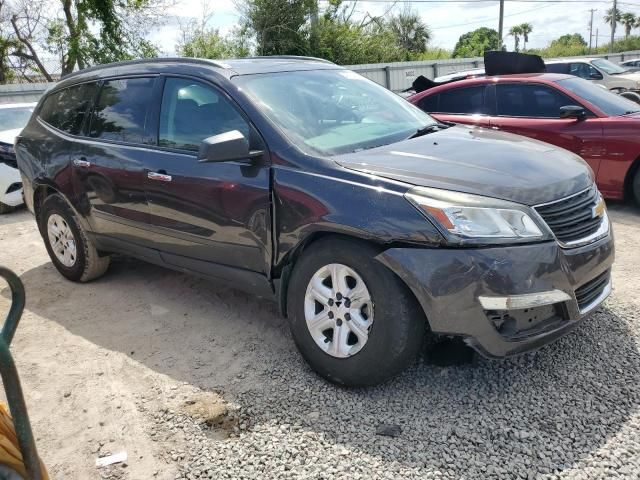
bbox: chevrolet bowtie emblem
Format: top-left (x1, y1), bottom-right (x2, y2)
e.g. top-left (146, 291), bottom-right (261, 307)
top-left (593, 197), bottom-right (606, 218)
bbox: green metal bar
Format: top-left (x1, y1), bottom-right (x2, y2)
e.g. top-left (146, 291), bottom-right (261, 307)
top-left (0, 267), bottom-right (42, 480)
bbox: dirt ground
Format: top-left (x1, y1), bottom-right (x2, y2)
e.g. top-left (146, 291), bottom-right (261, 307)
top-left (0, 202), bottom-right (638, 479)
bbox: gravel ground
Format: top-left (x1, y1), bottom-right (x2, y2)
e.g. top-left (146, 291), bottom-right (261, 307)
top-left (0, 203), bottom-right (639, 479)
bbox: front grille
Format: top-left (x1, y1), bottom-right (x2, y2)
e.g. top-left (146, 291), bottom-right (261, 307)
top-left (575, 270), bottom-right (610, 311)
top-left (534, 187), bottom-right (603, 244)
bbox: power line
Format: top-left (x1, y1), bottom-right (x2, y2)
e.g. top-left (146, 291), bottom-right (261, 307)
top-left (431, 2), bottom-right (555, 29)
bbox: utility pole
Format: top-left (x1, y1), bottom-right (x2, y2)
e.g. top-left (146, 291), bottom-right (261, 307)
top-left (588, 9), bottom-right (596, 54)
top-left (498, 0), bottom-right (505, 49)
top-left (596, 28), bottom-right (599, 50)
top-left (310, 0), bottom-right (319, 53)
top-left (610, 0), bottom-right (617, 52)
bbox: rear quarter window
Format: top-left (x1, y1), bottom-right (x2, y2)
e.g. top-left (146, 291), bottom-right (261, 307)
top-left (39, 82), bottom-right (98, 135)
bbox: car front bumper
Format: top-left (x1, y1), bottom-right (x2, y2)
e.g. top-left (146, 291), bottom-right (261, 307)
top-left (376, 231), bottom-right (614, 358)
top-left (0, 163), bottom-right (23, 207)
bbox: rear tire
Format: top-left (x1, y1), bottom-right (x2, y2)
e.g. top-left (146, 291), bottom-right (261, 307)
top-left (40, 194), bottom-right (110, 282)
top-left (286, 237), bottom-right (425, 387)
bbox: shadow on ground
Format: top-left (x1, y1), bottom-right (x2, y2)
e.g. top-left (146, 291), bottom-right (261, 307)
top-left (10, 253), bottom-right (640, 478)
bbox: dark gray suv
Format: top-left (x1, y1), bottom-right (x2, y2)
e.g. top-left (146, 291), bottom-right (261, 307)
top-left (16, 57), bottom-right (614, 386)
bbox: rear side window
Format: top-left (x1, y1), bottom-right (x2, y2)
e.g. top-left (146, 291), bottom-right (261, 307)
top-left (39, 82), bottom-right (98, 135)
top-left (89, 77), bottom-right (155, 144)
top-left (434, 86), bottom-right (486, 115)
top-left (159, 77), bottom-right (249, 151)
top-left (417, 94), bottom-right (439, 112)
top-left (496, 84), bottom-right (577, 118)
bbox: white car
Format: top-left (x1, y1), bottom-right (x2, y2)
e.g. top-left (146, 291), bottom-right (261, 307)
top-left (0, 102), bottom-right (36, 213)
top-left (620, 59), bottom-right (640, 72)
top-left (545, 58), bottom-right (640, 93)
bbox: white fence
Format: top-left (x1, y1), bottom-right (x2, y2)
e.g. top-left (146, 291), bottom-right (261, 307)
top-left (2, 50), bottom-right (640, 104)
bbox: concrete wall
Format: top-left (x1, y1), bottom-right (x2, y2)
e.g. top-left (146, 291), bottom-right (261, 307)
top-left (0, 82), bottom-right (53, 104)
top-left (2, 50), bottom-right (640, 103)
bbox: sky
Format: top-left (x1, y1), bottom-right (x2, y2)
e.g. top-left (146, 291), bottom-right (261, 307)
top-left (148, 0), bottom-right (640, 55)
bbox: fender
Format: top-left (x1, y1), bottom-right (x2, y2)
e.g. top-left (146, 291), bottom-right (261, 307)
top-left (271, 165), bottom-right (445, 272)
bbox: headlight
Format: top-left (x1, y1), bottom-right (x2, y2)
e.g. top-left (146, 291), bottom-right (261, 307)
top-left (405, 186), bottom-right (550, 245)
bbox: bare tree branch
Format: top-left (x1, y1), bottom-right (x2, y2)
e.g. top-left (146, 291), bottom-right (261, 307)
top-left (10, 13), bottom-right (52, 81)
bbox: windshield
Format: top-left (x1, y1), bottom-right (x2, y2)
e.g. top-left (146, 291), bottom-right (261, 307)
top-left (234, 69), bottom-right (436, 156)
top-left (557, 77), bottom-right (640, 116)
top-left (0, 107), bottom-right (34, 132)
top-left (591, 58), bottom-right (628, 75)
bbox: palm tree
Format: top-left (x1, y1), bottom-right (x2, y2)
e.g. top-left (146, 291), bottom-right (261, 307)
top-left (509, 25), bottom-right (523, 52)
top-left (621, 12), bottom-right (636, 38)
top-left (604, 7), bottom-right (622, 39)
top-left (519, 23), bottom-right (533, 50)
top-left (388, 8), bottom-right (431, 54)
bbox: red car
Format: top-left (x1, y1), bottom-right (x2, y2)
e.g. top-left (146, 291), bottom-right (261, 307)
top-left (409, 73), bottom-right (640, 202)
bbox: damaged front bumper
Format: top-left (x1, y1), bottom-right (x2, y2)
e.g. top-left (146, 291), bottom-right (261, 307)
top-left (376, 232), bottom-right (614, 358)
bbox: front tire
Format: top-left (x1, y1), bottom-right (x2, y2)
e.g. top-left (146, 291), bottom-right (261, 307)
top-left (633, 169), bottom-right (640, 206)
top-left (40, 194), bottom-right (110, 282)
top-left (287, 237), bottom-right (425, 387)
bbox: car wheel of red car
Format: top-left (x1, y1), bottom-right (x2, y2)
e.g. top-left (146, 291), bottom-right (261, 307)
top-left (633, 170), bottom-right (640, 205)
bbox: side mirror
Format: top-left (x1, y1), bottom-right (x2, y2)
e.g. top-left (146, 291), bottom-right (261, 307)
top-left (589, 71), bottom-right (603, 80)
top-left (198, 130), bottom-right (262, 163)
top-left (559, 105), bottom-right (587, 120)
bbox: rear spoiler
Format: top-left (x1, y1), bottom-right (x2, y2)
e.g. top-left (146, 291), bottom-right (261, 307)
top-left (405, 51), bottom-right (546, 94)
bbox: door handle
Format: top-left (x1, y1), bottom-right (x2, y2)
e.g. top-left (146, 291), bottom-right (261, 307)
top-left (148, 171), bottom-right (172, 182)
top-left (73, 158), bottom-right (91, 168)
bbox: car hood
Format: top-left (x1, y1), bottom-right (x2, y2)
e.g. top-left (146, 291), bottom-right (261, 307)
top-left (334, 125), bottom-right (593, 206)
top-left (613, 72), bottom-right (640, 84)
top-left (0, 128), bottom-right (22, 146)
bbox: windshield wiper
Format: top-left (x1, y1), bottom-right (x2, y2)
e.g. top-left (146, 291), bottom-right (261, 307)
top-left (407, 123), bottom-right (450, 139)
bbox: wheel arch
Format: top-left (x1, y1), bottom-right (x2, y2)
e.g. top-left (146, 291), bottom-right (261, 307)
top-left (31, 181), bottom-right (90, 235)
top-left (274, 231), bottom-right (427, 327)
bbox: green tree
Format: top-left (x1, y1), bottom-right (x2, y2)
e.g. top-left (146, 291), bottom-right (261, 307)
top-left (179, 29), bottom-right (235, 59)
top-left (621, 12), bottom-right (636, 38)
top-left (452, 27), bottom-right (500, 58)
top-left (238, 0), bottom-right (315, 56)
top-left (305, 0), bottom-right (404, 64)
top-left (550, 33), bottom-right (588, 48)
top-left (6, 0), bottom-right (166, 79)
top-left (604, 7), bottom-right (622, 41)
top-left (519, 22), bottom-right (533, 50)
top-left (387, 8), bottom-right (431, 55)
top-left (47, 0), bottom-right (164, 76)
top-left (509, 25), bottom-right (523, 52)
top-left (177, 2), bottom-right (251, 59)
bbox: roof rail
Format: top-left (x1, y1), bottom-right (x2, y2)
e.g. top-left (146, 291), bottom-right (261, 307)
top-left (244, 55), bottom-right (335, 64)
top-left (61, 57), bottom-right (230, 80)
